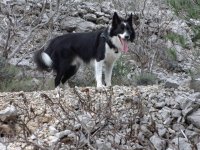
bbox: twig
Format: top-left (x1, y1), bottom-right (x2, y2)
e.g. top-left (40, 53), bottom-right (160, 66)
top-left (180, 129), bottom-right (188, 141)
top-left (8, 0), bottom-right (60, 59)
top-left (3, 13), bottom-right (13, 58)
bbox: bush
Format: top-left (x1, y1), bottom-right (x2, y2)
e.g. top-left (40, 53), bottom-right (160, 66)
top-left (112, 56), bottom-right (132, 86)
top-left (166, 48), bottom-right (177, 61)
top-left (0, 57), bottom-right (38, 92)
top-left (0, 78), bottom-right (37, 92)
top-left (134, 72), bottom-right (157, 86)
top-left (165, 32), bottom-right (187, 48)
top-left (167, 0), bottom-right (200, 46)
top-left (167, 0), bottom-right (200, 75)
top-left (0, 57), bottom-right (16, 81)
top-left (0, 57), bottom-right (18, 90)
top-left (167, 0), bottom-right (200, 19)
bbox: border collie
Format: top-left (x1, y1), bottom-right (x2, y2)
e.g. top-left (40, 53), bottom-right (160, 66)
top-left (34, 12), bottom-right (135, 87)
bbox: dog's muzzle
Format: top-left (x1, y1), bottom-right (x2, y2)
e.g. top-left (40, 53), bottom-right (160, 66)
top-left (125, 35), bottom-right (130, 40)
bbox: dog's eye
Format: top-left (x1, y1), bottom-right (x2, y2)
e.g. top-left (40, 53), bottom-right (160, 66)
top-left (121, 24), bottom-right (125, 30)
top-left (126, 25), bottom-right (132, 32)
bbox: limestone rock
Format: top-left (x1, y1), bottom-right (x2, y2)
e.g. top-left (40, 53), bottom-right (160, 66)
top-left (172, 137), bottom-right (192, 150)
top-left (187, 109), bottom-right (200, 129)
top-left (83, 14), bottom-right (97, 22)
top-left (150, 134), bottom-right (166, 150)
top-left (61, 16), bottom-right (96, 32)
top-left (165, 79), bottom-right (179, 89)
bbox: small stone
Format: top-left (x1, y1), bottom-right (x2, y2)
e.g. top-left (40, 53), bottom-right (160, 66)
top-left (182, 106), bottom-right (194, 117)
top-left (78, 9), bottom-right (88, 16)
top-left (168, 128), bottom-right (176, 134)
top-left (96, 16), bottom-right (109, 24)
top-left (49, 136), bottom-right (59, 146)
top-left (187, 109), bottom-right (200, 129)
top-left (55, 130), bottom-right (71, 139)
top-left (185, 129), bottom-right (198, 139)
top-left (140, 125), bottom-right (153, 137)
top-left (83, 14), bottom-right (97, 22)
top-left (96, 138), bottom-right (111, 150)
top-left (157, 124), bottom-right (167, 137)
top-left (165, 79), bottom-right (179, 89)
top-left (0, 105), bottom-right (17, 121)
top-left (172, 109), bottom-right (182, 118)
top-left (95, 11), bottom-right (105, 17)
top-left (164, 117), bottom-right (173, 125)
top-left (49, 126), bottom-right (58, 135)
top-left (172, 137), bottom-right (192, 150)
top-left (196, 142), bottom-right (200, 150)
top-left (175, 95), bottom-right (191, 110)
top-left (172, 123), bottom-right (185, 132)
top-left (101, 2), bottom-right (113, 14)
top-left (78, 112), bottom-right (95, 131)
top-left (190, 78), bottom-right (200, 92)
top-left (0, 143), bottom-right (6, 150)
top-left (150, 134), bottom-right (166, 150)
top-left (30, 134), bottom-right (36, 140)
top-left (159, 106), bottom-right (172, 120)
top-left (155, 101), bottom-right (166, 108)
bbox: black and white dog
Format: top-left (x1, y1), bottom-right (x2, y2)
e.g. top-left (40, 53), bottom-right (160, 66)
top-left (34, 12), bottom-right (135, 87)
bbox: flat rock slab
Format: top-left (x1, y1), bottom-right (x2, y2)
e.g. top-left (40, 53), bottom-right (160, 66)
top-left (61, 16), bottom-right (96, 32)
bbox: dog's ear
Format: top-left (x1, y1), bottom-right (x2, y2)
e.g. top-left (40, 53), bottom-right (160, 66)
top-left (127, 13), bottom-right (135, 42)
top-left (127, 13), bottom-right (133, 25)
top-left (112, 12), bottom-right (121, 27)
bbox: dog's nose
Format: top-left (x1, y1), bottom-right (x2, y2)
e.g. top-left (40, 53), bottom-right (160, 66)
top-left (125, 35), bottom-right (130, 40)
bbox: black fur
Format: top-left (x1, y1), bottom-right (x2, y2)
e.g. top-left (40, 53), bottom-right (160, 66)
top-left (34, 12), bottom-right (135, 87)
top-left (35, 30), bottom-right (107, 87)
top-left (100, 29), bottom-right (117, 49)
top-left (110, 12), bottom-right (135, 42)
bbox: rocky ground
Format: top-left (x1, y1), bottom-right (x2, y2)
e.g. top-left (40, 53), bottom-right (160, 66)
top-left (0, 85), bottom-right (200, 149)
top-left (1, 0), bottom-right (198, 88)
top-left (0, 0), bottom-right (200, 149)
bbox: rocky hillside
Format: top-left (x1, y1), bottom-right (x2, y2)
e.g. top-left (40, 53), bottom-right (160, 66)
top-left (0, 0), bottom-right (199, 89)
top-left (0, 0), bottom-right (200, 149)
top-left (0, 85), bottom-right (200, 149)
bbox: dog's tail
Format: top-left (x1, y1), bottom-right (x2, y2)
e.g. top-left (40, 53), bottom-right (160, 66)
top-left (34, 48), bottom-right (53, 71)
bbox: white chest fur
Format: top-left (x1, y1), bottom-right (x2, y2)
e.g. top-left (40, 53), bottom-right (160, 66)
top-left (104, 43), bottom-right (121, 64)
top-left (94, 38), bottom-right (122, 87)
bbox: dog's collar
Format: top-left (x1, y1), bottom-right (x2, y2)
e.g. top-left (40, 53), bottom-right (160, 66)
top-left (100, 31), bottom-right (118, 53)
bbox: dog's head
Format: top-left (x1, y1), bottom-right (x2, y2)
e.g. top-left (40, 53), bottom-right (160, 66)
top-left (110, 12), bottom-right (135, 52)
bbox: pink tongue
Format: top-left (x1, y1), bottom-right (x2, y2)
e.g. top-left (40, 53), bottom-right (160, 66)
top-left (121, 39), bottom-right (128, 52)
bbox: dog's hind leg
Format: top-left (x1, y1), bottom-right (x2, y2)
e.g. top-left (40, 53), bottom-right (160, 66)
top-left (55, 72), bottom-right (62, 87)
top-left (54, 59), bottom-right (72, 87)
top-left (61, 65), bottom-right (78, 84)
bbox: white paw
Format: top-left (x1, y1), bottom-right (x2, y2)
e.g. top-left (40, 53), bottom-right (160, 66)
top-left (55, 86), bottom-right (62, 98)
top-left (61, 83), bottom-right (70, 90)
top-left (96, 85), bottom-right (106, 92)
top-left (105, 82), bottom-right (111, 87)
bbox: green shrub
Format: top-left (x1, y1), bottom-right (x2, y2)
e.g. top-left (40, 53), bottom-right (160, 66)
top-left (0, 78), bottom-right (35, 92)
top-left (0, 58), bottom-right (17, 81)
top-left (134, 72), bottom-right (157, 86)
top-left (167, 0), bottom-right (200, 19)
top-left (112, 56), bottom-right (132, 86)
top-left (165, 32), bottom-right (187, 48)
top-left (166, 48), bottom-right (177, 61)
top-left (167, 0), bottom-right (200, 47)
top-left (0, 57), bottom-right (18, 90)
top-left (0, 57), bottom-right (38, 92)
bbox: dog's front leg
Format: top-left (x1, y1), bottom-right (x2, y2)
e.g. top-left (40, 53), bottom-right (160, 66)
top-left (104, 62), bottom-right (114, 87)
top-left (95, 60), bottom-right (104, 87)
